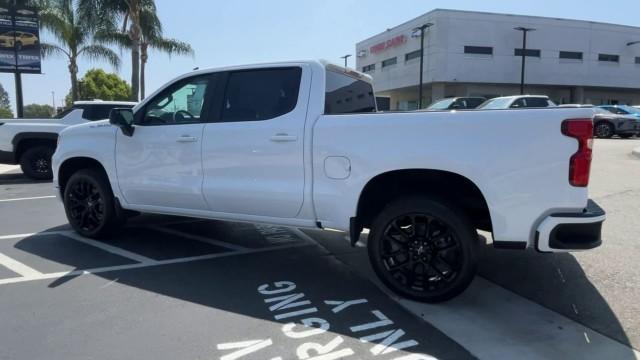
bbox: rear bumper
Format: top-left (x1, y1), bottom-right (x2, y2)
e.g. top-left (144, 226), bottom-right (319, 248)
top-left (536, 200), bottom-right (605, 253)
top-left (0, 150), bottom-right (16, 164)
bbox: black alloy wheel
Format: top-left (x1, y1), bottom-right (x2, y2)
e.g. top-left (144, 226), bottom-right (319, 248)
top-left (594, 122), bottom-right (614, 138)
top-left (20, 146), bottom-right (54, 180)
top-left (368, 197), bottom-right (478, 303)
top-left (63, 169), bottom-right (125, 238)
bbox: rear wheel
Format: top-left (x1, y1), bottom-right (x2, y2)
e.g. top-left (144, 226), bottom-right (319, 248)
top-left (594, 122), bottom-right (614, 138)
top-left (20, 146), bottom-right (54, 180)
top-left (619, 134), bottom-right (634, 139)
top-left (63, 169), bottom-right (125, 238)
top-left (368, 196), bottom-right (478, 303)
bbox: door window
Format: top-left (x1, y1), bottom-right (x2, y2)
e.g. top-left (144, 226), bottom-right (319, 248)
top-left (141, 75), bottom-right (213, 125)
top-left (222, 67), bottom-right (302, 122)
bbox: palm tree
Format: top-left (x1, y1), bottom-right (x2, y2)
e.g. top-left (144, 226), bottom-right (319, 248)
top-left (40, 0), bottom-right (120, 102)
top-left (95, 6), bottom-right (193, 100)
top-left (79, 0), bottom-right (153, 101)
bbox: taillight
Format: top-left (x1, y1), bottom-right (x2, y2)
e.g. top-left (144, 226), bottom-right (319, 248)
top-left (561, 119), bottom-right (593, 187)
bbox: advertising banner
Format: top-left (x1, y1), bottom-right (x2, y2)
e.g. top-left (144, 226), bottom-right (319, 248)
top-left (0, 1), bottom-right (41, 74)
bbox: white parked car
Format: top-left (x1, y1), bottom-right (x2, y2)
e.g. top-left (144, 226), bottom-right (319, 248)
top-left (0, 100), bottom-right (136, 179)
top-left (53, 61), bottom-right (605, 302)
top-left (478, 95), bottom-right (556, 109)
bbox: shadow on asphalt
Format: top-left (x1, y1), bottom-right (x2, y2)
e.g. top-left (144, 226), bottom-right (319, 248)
top-left (479, 244), bottom-right (635, 352)
top-left (0, 172), bottom-right (50, 185)
top-left (7, 219), bottom-right (636, 359)
top-left (9, 218), bottom-right (475, 359)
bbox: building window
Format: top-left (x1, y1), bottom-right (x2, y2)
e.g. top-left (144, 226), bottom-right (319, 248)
top-left (635, 57), bottom-right (640, 64)
top-left (381, 57), bottom-right (397, 68)
top-left (514, 48), bottom-right (541, 57)
top-left (465, 46), bottom-right (493, 55)
top-left (598, 54), bottom-right (619, 63)
top-left (405, 50), bottom-right (422, 62)
top-left (362, 64), bottom-right (375, 73)
top-left (559, 51), bottom-right (583, 60)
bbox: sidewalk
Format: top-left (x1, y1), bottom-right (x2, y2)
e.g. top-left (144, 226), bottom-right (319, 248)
top-left (633, 147), bottom-right (640, 159)
top-left (0, 164), bottom-right (19, 174)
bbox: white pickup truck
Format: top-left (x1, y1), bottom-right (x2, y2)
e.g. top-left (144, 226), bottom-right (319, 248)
top-left (0, 101), bottom-right (136, 179)
top-left (52, 60), bottom-right (605, 302)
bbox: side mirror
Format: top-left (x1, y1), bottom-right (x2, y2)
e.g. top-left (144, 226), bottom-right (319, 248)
top-left (109, 108), bottom-right (135, 137)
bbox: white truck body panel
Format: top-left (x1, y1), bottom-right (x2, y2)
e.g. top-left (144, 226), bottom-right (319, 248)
top-left (52, 60), bottom-right (602, 251)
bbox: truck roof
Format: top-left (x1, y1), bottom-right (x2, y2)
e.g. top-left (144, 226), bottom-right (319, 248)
top-left (73, 100), bottom-right (138, 106)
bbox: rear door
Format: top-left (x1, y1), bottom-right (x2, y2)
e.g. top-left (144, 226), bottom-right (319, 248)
top-left (201, 66), bottom-right (310, 218)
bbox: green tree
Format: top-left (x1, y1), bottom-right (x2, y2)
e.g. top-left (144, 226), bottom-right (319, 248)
top-left (0, 108), bottom-right (13, 119)
top-left (95, 6), bottom-right (193, 100)
top-left (39, 0), bottom-right (121, 102)
top-left (24, 104), bottom-right (55, 118)
top-left (0, 83), bottom-right (11, 110)
top-left (79, 0), bottom-right (151, 101)
top-left (64, 68), bottom-right (131, 106)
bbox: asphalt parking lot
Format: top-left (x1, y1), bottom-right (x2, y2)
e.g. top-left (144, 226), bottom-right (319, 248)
top-left (0, 138), bottom-right (639, 360)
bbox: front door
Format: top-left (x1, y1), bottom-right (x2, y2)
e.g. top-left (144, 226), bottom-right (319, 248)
top-left (202, 66), bottom-right (310, 218)
top-left (116, 74), bottom-right (218, 210)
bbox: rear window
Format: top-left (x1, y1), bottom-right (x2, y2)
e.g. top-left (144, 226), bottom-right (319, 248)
top-left (523, 97), bottom-right (554, 108)
top-left (325, 70), bottom-right (376, 114)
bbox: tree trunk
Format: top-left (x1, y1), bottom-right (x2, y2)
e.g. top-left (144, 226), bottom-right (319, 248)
top-left (140, 43), bottom-right (148, 100)
top-left (130, 48), bottom-right (139, 101)
top-left (129, 1), bottom-right (142, 102)
top-left (69, 59), bottom-right (79, 102)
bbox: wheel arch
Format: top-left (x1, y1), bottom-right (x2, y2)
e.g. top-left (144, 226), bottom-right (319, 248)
top-left (13, 132), bottom-right (58, 162)
top-left (355, 169), bottom-right (492, 233)
top-left (58, 157), bottom-right (110, 197)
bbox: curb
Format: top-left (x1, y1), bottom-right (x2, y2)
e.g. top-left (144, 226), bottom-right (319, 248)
top-left (633, 147), bottom-right (640, 159)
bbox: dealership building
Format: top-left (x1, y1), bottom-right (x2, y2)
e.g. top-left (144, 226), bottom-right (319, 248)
top-left (356, 9), bottom-right (640, 110)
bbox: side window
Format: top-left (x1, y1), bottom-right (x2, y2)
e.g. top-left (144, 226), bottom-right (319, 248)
top-left (222, 67), bottom-right (302, 122)
top-left (325, 70), bottom-right (376, 114)
top-left (510, 98), bottom-right (526, 108)
top-left (141, 75), bottom-right (213, 125)
top-left (84, 105), bottom-right (116, 121)
top-left (524, 98), bottom-right (551, 108)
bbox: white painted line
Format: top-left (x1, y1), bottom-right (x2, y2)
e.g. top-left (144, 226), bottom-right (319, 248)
top-left (0, 252), bottom-right (42, 277)
top-left (154, 226), bottom-right (248, 251)
top-left (0, 230), bottom-right (70, 240)
top-left (0, 195), bottom-right (56, 203)
top-left (395, 277), bottom-right (640, 360)
top-left (0, 242), bottom-right (311, 286)
top-left (61, 231), bottom-right (157, 264)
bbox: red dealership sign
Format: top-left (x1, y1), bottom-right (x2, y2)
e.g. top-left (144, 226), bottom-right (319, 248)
top-left (370, 35), bottom-right (407, 54)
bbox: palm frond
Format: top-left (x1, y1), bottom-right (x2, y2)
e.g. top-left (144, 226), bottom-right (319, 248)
top-left (148, 37), bottom-right (194, 58)
top-left (40, 42), bottom-right (70, 58)
top-left (94, 30), bottom-right (133, 49)
top-left (79, 44), bottom-right (121, 69)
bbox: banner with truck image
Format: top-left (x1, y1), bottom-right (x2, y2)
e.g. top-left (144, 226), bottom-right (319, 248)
top-left (0, 1), bottom-right (41, 74)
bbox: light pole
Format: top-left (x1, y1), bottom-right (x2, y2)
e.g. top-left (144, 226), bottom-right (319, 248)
top-left (412, 23), bottom-right (433, 109)
top-left (514, 27), bottom-right (536, 95)
top-left (340, 54), bottom-right (352, 69)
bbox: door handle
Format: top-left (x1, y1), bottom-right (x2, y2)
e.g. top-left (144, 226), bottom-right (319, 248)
top-left (176, 135), bottom-right (198, 143)
top-left (270, 134), bottom-right (298, 142)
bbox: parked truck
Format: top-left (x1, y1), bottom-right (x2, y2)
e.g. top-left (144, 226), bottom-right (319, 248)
top-left (52, 61), bottom-right (605, 302)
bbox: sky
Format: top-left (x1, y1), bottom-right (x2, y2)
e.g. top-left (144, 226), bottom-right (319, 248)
top-left (2, 0), bottom-right (640, 113)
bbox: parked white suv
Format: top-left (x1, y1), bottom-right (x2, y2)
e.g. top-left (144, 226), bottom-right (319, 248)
top-left (53, 61), bottom-right (605, 302)
top-left (478, 95), bottom-right (556, 109)
top-left (0, 100), bottom-right (136, 179)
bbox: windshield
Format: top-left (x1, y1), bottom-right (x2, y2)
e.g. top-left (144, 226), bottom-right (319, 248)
top-left (427, 98), bottom-right (456, 110)
top-left (478, 98), bottom-right (513, 109)
top-left (616, 105), bottom-right (640, 114)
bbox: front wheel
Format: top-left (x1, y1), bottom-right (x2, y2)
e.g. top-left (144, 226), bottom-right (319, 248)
top-left (619, 134), bottom-right (634, 139)
top-left (63, 169), bottom-right (125, 238)
top-left (368, 196), bottom-right (478, 303)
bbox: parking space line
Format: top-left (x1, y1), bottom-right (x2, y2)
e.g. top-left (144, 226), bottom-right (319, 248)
top-left (0, 231), bottom-right (70, 240)
top-left (0, 195), bottom-right (57, 203)
top-left (0, 252), bottom-right (42, 277)
top-left (154, 226), bottom-right (249, 251)
top-left (0, 242), bottom-right (312, 286)
top-left (61, 231), bottom-right (158, 264)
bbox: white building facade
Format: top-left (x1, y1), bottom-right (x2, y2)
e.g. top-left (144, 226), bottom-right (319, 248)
top-left (356, 9), bottom-right (640, 110)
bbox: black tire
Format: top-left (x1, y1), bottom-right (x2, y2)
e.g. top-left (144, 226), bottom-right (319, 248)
top-left (619, 134), bottom-right (633, 139)
top-left (594, 122), bottom-right (614, 138)
top-left (368, 196), bottom-right (478, 303)
top-left (19, 146), bottom-right (54, 180)
top-left (63, 169), bottom-right (125, 238)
